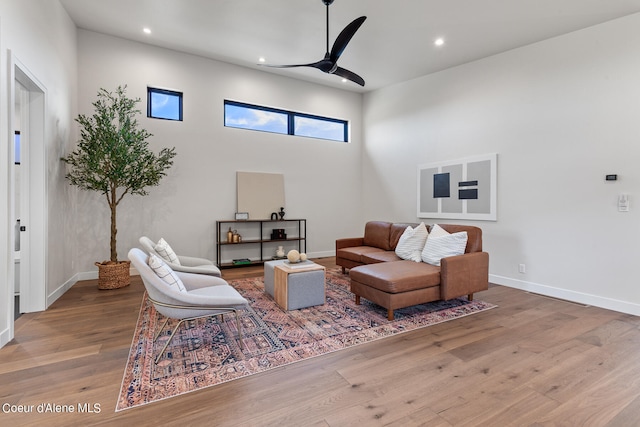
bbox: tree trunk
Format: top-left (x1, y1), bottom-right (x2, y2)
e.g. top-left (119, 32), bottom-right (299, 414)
top-left (110, 186), bottom-right (118, 262)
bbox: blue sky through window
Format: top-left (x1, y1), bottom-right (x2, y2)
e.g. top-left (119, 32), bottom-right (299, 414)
top-left (147, 87), bottom-right (182, 121)
top-left (224, 100), bottom-right (348, 142)
top-left (150, 91), bottom-right (181, 120)
top-left (294, 116), bottom-right (345, 142)
top-left (224, 104), bottom-right (288, 134)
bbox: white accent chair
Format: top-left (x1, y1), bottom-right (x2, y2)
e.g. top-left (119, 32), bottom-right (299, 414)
top-left (139, 236), bottom-right (222, 277)
top-left (128, 248), bottom-right (248, 364)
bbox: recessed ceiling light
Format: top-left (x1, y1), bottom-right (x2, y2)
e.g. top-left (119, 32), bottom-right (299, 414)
top-left (258, 57), bottom-right (266, 63)
top-left (342, 78), bottom-right (348, 83)
top-left (143, 28), bottom-right (151, 35)
top-left (434, 37), bottom-right (445, 47)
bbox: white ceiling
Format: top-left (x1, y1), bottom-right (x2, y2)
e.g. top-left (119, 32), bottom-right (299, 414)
top-left (60, 0), bottom-right (640, 92)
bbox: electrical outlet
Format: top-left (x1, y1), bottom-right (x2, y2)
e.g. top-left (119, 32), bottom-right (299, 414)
top-left (518, 264), bottom-right (526, 274)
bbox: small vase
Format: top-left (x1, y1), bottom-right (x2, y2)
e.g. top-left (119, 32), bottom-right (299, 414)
top-left (276, 246), bottom-right (285, 258)
top-left (279, 207), bottom-right (285, 219)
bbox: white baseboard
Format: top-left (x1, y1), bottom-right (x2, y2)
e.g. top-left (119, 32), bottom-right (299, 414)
top-left (0, 326), bottom-right (11, 348)
top-left (490, 274), bottom-right (640, 316)
top-left (47, 274), bottom-right (79, 307)
top-left (74, 267), bottom-right (139, 281)
top-left (77, 270), bottom-right (99, 281)
top-left (46, 267), bottom-right (140, 307)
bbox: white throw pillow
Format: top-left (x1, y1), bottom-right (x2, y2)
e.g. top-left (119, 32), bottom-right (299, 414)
top-left (154, 238), bottom-right (180, 265)
top-left (428, 224), bottom-right (450, 238)
top-left (395, 223), bottom-right (429, 262)
top-left (421, 229), bottom-right (468, 266)
top-left (148, 254), bottom-right (186, 292)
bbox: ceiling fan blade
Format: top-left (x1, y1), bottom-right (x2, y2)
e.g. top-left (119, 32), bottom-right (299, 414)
top-left (259, 62), bottom-right (319, 69)
top-left (330, 16), bottom-right (366, 62)
top-left (260, 57), bottom-right (335, 73)
top-left (333, 66), bottom-right (365, 86)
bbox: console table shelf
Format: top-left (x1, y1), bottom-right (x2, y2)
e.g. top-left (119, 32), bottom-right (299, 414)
top-left (216, 219), bottom-right (306, 268)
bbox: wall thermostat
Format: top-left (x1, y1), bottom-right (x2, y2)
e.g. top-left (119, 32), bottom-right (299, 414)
top-left (618, 194), bottom-right (629, 212)
top-left (606, 174), bottom-right (617, 181)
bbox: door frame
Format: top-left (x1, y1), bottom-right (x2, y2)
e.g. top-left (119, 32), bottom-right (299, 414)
top-left (8, 52), bottom-right (47, 320)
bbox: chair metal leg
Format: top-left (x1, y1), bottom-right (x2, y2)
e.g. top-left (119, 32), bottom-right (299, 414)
top-left (234, 309), bottom-right (243, 350)
top-left (147, 296), bottom-right (247, 363)
top-left (153, 314), bottom-right (244, 364)
top-left (154, 317), bottom-right (170, 342)
top-left (155, 319), bottom-right (187, 364)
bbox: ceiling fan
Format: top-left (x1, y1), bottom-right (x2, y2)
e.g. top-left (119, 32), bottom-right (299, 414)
top-left (260, 0), bottom-right (367, 86)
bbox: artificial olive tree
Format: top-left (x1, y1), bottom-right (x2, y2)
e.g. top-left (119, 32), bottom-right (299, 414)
top-left (63, 85), bottom-right (176, 264)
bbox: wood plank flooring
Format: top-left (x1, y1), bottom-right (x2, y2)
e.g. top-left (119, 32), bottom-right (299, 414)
top-left (1, 257), bottom-right (639, 426)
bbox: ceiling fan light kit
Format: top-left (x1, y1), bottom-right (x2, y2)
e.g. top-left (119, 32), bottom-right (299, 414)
top-left (260, 0), bottom-right (367, 86)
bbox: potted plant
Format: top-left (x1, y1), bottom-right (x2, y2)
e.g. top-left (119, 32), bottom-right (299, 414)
top-left (63, 85), bottom-right (177, 289)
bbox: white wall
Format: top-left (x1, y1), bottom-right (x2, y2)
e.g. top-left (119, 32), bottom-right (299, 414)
top-left (0, 0), bottom-right (77, 346)
top-left (74, 30), bottom-right (363, 272)
top-left (362, 13), bottom-right (640, 315)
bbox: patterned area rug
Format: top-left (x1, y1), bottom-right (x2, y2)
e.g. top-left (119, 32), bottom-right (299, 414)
top-left (117, 268), bottom-right (495, 411)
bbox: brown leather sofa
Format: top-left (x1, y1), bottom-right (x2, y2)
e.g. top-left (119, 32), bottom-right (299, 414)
top-left (336, 221), bottom-right (489, 320)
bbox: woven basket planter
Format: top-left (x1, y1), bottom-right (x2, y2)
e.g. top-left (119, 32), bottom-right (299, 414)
top-left (96, 260), bottom-right (131, 290)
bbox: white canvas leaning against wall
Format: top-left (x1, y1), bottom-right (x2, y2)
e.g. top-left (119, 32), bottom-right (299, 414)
top-left (418, 153), bottom-right (497, 221)
top-left (236, 172), bottom-right (285, 220)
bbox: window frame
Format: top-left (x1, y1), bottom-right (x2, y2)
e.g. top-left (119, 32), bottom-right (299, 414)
top-left (224, 100), bottom-right (348, 142)
top-left (147, 87), bottom-right (183, 121)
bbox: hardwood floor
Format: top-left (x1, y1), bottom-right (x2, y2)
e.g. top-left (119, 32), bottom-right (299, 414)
top-left (1, 257), bottom-right (639, 426)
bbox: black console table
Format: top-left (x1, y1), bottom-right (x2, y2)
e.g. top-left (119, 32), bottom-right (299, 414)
top-left (215, 219), bottom-right (306, 268)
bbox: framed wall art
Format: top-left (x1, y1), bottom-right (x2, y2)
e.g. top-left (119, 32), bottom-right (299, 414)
top-left (417, 153), bottom-right (497, 221)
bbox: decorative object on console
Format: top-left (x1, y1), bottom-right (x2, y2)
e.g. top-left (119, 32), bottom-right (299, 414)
top-left (235, 212), bottom-right (249, 220)
top-left (279, 207), bottom-right (285, 219)
top-left (276, 246), bottom-right (285, 258)
top-left (271, 228), bottom-right (287, 240)
top-left (62, 85), bottom-right (176, 289)
top-left (287, 249), bottom-right (301, 263)
top-left (271, 212), bottom-right (278, 220)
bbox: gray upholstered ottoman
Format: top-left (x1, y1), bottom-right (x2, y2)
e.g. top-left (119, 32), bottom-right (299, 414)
top-left (264, 259), bottom-right (287, 297)
top-left (264, 260), bottom-right (326, 310)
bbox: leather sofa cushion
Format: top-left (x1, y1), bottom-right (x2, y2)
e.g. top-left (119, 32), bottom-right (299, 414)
top-left (350, 261), bottom-right (441, 293)
top-left (362, 221), bottom-right (392, 250)
top-left (337, 246), bottom-right (386, 263)
top-left (389, 223), bottom-right (418, 249)
top-left (362, 251), bottom-right (403, 264)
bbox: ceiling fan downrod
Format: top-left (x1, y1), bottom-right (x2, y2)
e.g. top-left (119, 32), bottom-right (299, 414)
top-left (323, 0), bottom-right (334, 54)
